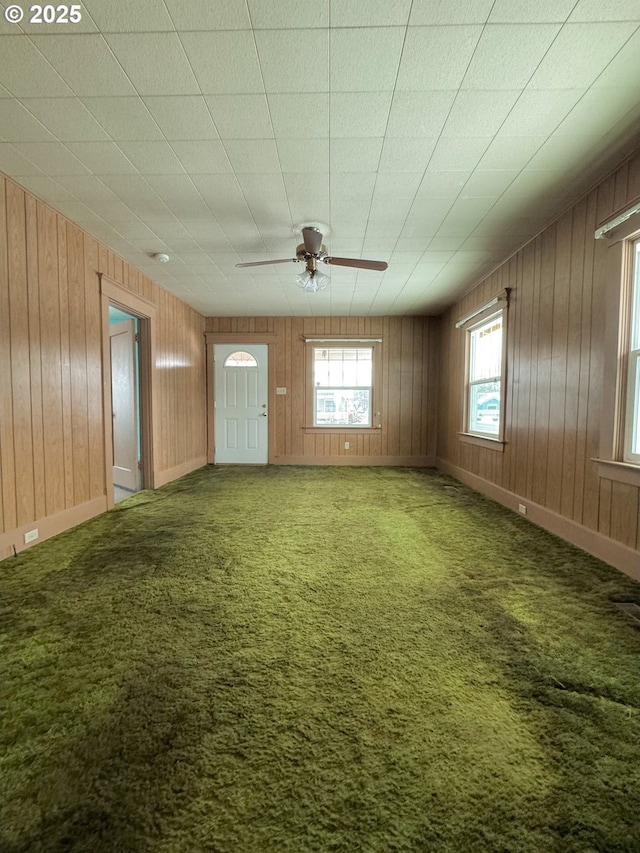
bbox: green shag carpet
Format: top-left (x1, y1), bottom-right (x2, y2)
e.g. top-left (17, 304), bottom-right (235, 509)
top-left (1, 466), bottom-right (639, 853)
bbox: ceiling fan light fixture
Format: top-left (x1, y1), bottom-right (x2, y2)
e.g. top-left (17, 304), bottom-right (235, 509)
top-left (296, 269), bottom-right (329, 293)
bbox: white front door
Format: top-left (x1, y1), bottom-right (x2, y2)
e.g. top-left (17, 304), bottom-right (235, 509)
top-left (110, 319), bottom-right (139, 490)
top-left (214, 344), bottom-right (268, 464)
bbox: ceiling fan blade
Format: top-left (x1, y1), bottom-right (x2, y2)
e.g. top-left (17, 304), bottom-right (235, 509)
top-left (302, 226), bottom-right (323, 255)
top-left (235, 258), bottom-right (299, 268)
top-left (322, 256), bottom-right (388, 271)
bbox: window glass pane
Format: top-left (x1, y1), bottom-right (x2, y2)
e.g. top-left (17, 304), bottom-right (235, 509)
top-left (631, 241), bottom-right (640, 351)
top-left (469, 380), bottom-right (501, 435)
top-left (470, 316), bottom-right (502, 381)
top-left (313, 348), bottom-right (372, 387)
top-left (631, 355), bottom-right (640, 457)
top-left (315, 389), bottom-right (370, 426)
top-left (224, 350), bottom-right (257, 367)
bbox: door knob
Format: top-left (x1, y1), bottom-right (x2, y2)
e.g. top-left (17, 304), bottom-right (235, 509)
top-left (260, 412), bottom-right (267, 417)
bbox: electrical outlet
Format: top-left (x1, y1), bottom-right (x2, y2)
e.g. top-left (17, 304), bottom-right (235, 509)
top-left (24, 528), bottom-right (39, 543)
top-left (518, 504), bottom-right (527, 515)
top-left (344, 442), bottom-right (350, 449)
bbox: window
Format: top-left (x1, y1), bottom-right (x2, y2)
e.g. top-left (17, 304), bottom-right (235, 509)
top-left (312, 347), bottom-right (372, 427)
top-left (623, 239), bottom-right (640, 463)
top-left (466, 311), bottom-right (504, 438)
top-left (224, 351), bottom-right (257, 367)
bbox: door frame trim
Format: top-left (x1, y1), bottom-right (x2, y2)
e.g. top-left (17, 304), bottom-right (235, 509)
top-left (100, 275), bottom-right (157, 509)
top-left (204, 332), bottom-right (276, 464)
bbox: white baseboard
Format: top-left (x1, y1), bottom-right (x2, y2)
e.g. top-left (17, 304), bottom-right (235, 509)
top-left (0, 496), bottom-right (108, 561)
top-left (436, 459), bottom-right (640, 581)
top-left (154, 456), bottom-right (208, 488)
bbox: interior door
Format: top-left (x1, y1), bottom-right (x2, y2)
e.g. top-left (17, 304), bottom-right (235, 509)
top-left (110, 319), bottom-right (139, 489)
top-left (214, 344), bottom-right (268, 464)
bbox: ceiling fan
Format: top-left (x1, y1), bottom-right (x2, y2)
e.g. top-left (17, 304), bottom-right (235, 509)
top-left (235, 226), bottom-right (388, 292)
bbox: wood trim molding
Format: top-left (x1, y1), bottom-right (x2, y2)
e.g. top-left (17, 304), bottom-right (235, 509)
top-left (0, 496), bottom-right (108, 561)
top-left (592, 458), bottom-right (640, 487)
top-left (154, 457), bottom-right (208, 488)
top-left (272, 455), bottom-right (436, 467)
top-left (437, 458), bottom-right (639, 581)
top-left (457, 432), bottom-right (506, 452)
top-left (100, 274), bottom-right (157, 318)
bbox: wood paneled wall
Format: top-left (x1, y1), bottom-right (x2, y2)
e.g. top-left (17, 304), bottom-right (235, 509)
top-left (205, 316), bottom-right (438, 465)
top-left (0, 175), bottom-right (206, 556)
top-left (437, 152), bottom-right (640, 560)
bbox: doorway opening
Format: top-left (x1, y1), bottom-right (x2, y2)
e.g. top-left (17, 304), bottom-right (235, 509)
top-left (109, 305), bottom-right (142, 503)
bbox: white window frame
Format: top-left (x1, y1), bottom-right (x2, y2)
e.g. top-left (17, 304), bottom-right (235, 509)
top-left (461, 306), bottom-right (507, 444)
top-left (304, 338), bottom-right (382, 431)
top-left (623, 238), bottom-right (640, 463)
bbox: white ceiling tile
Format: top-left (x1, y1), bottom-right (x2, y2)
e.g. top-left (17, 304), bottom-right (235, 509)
top-left (568, 0), bottom-right (640, 22)
top-left (105, 34), bottom-right (200, 96)
top-left (143, 96), bottom-right (219, 140)
top-left (499, 89), bottom-right (587, 136)
top-left (476, 135), bottom-right (548, 170)
top-left (330, 27), bottom-right (405, 91)
top-left (190, 174), bottom-right (246, 216)
top-left (0, 35), bottom-right (73, 96)
top-left (0, 101), bottom-right (56, 141)
top-left (428, 136), bottom-right (491, 170)
top-left (488, 0), bottom-right (575, 23)
top-left (169, 141), bottom-right (234, 173)
top-left (206, 95), bottom-right (273, 139)
top-left (416, 170), bottom-right (471, 197)
top-left (525, 135), bottom-right (602, 171)
top-left (502, 169), bottom-right (569, 197)
top-left (330, 0), bottom-right (411, 26)
top-left (447, 195), bottom-right (496, 220)
top-left (386, 91), bottom-right (456, 137)
top-left (442, 90), bottom-right (521, 137)
top-left (181, 32), bottom-right (264, 94)
top-left (269, 94), bottom-right (329, 138)
top-left (556, 87), bottom-right (640, 136)
top-left (0, 144), bottom-right (45, 175)
top-left (409, 0), bottom-right (493, 24)
top-left (13, 143), bottom-right (90, 175)
top-left (65, 141), bottom-right (138, 174)
top-left (237, 173), bottom-right (288, 203)
top-left (21, 98), bottom-right (110, 141)
top-left (460, 170), bottom-right (520, 197)
top-left (592, 28), bottom-right (640, 88)
top-left (223, 139), bottom-right (281, 172)
top-left (528, 23), bottom-right (638, 89)
top-left (277, 138), bottom-right (329, 173)
top-left (396, 27), bottom-right (482, 90)
top-left (255, 30), bottom-right (328, 93)
top-left (247, 0), bottom-right (328, 28)
top-left (165, 0), bottom-right (251, 29)
top-left (329, 92), bottom-right (392, 138)
top-left (330, 138), bottom-right (383, 171)
top-left (379, 138), bottom-right (438, 171)
top-left (81, 97), bottom-right (164, 140)
top-left (30, 35), bottom-right (137, 97)
top-left (82, 0), bottom-right (175, 32)
top-left (373, 172), bottom-right (424, 198)
top-left (99, 175), bottom-right (171, 215)
top-left (117, 141), bottom-right (186, 174)
top-left (461, 25), bottom-right (561, 90)
top-left (54, 175), bottom-right (120, 204)
top-left (330, 173), bottom-right (376, 206)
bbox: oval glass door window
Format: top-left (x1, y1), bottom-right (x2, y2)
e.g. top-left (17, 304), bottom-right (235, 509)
top-left (224, 351), bottom-right (258, 367)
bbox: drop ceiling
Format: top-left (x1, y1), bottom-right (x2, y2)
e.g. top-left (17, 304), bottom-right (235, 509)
top-left (0, 0), bottom-right (639, 317)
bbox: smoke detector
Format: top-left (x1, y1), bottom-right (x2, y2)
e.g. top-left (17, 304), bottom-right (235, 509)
top-left (153, 253), bottom-right (170, 263)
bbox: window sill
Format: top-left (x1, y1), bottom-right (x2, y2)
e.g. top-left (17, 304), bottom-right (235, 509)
top-left (457, 432), bottom-right (506, 452)
top-left (303, 426), bottom-right (382, 434)
top-left (592, 458), bottom-right (640, 487)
